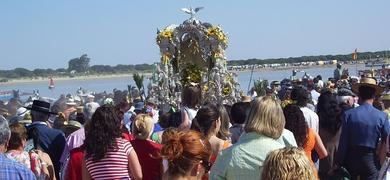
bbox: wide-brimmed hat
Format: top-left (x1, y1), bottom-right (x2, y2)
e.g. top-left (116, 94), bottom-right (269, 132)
top-left (65, 98), bottom-right (77, 106)
top-left (9, 107), bottom-right (32, 125)
top-left (241, 95), bottom-right (252, 103)
top-left (26, 100), bottom-right (57, 114)
top-left (352, 77), bottom-right (383, 96)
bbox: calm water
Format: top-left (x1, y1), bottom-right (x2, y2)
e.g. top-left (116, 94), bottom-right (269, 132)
top-left (0, 64), bottom-right (371, 99)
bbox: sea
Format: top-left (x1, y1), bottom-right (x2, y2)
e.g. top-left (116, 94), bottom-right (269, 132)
top-left (0, 64), bottom-right (373, 100)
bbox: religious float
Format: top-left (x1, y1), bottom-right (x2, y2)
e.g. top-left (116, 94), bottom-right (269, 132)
top-left (147, 7), bottom-right (241, 111)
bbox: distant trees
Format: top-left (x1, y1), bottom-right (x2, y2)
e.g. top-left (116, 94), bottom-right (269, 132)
top-left (227, 50), bottom-right (390, 66)
top-left (0, 50), bottom-right (389, 80)
top-left (68, 54), bottom-right (90, 73)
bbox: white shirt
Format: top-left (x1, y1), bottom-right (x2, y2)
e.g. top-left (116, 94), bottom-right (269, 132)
top-left (182, 106), bottom-right (198, 122)
top-left (300, 107), bottom-right (319, 133)
top-left (311, 90), bottom-right (320, 105)
top-left (317, 80), bottom-right (324, 88)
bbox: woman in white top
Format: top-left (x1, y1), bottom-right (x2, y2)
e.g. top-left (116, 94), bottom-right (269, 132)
top-left (179, 85), bottom-right (202, 130)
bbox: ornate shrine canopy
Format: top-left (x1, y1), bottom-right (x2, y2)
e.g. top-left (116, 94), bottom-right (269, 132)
top-left (147, 7), bottom-right (241, 110)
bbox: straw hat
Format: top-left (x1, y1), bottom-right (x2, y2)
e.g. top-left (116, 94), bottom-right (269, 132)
top-left (241, 96), bottom-right (252, 103)
top-left (382, 94), bottom-right (390, 101)
top-left (352, 77), bottom-right (383, 96)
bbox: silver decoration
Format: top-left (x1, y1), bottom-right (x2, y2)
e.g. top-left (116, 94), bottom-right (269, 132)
top-left (148, 8), bottom-right (241, 111)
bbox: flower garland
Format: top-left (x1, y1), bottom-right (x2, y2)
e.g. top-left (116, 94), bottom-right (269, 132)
top-left (206, 26), bottom-right (228, 45)
top-left (156, 29), bottom-right (174, 44)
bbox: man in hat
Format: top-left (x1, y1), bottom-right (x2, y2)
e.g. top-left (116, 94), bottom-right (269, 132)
top-left (27, 100), bottom-right (66, 179)
top-left (334, 63), bottom-right (342, 81)
top-left (84, 94), bottom-right (99, 120)
top-left (63, 97), bottom-right (77, 120)
top-left (0, 117), bottom-right (35, 179)
top-left (270, 81), bottom-right (281, 98)
top-left (336, 77), bottom-right (389, 179)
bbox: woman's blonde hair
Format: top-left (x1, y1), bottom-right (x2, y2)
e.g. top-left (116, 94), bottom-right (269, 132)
top-left (261, 147), bottom-right (316, 180)
top-left (244, 96), bottom-right (285, 139)
top-left (132, 114), bottom-right (154, 140)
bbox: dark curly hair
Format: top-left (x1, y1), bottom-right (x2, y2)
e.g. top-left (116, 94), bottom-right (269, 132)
top-left (317, 90), bottom-right (342, 134)
top-left (291, 86), bottom-right (309, 107)
top-left (283, 104), bottom-right (308, 147)
top-left (84, 105), bottom-right (122, 161)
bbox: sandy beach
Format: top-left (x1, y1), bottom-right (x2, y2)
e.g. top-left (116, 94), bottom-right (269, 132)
top-left (1, 73), bottom-right (152, 86)
top-left (1, 63), bottom-right (365, 86)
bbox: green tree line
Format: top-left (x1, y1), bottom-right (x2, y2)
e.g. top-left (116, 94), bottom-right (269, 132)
top-left (0, 50), bottom-right (389, 80)
top-left (227, 50), bottom-right (390, 66)
top-left (0, 54), bottom-right (154, 80)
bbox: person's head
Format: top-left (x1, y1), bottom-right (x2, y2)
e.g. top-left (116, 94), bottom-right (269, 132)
top-left (337, 89), bottom-right (355, 107)
top-left (7, 123), bottom-right (28, 150)
top-left (31, 111), bottom-right (50, 122)
top-left (0, 117), bottom-right (10, 150)
top-left (291, 86), bottom-right (309, 107)
top-left (84, 105), bottom-right (122, 161)
top-left (161, 127), bottom-right (178, 145)
top-left (352, 77), bottom-right (384, 102)
top-left (87, 95), bottom-right (95, 103)
top-left (261, 147), bottom-right (315, 180)
top-left (191, 104), bottom-right (221, 138)
top-left (230, 102), bottom-right (251, 124)
top-left (317, 75), bottom-right (322, 81)
top-left (283, 104), bottom-right (308, 147)
top-left (271, 81), bottom-right (281, 91)
top-left (28, 100), bottom-right (55, 122)
top-left (358, 86), bottom-right (376, 101)
top-left (132, 114), bottom-right (154, 140)
top-left (161, 130), bottom-right (211, 178)
top-left (216, 104), bottom-right (231, 140)
top-left (318, 91), bottom-right (342, 133)
top-left (182, 85), bottom-right (201, 108)
top-left (244, 96), bottom-right (285, 139)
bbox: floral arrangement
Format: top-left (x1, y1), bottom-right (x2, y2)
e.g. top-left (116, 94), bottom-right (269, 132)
top-left (206, 26), bottom-right (228, 45)
top-left (181, 64), bottom-right (204, 86)
top-left (149, 10), bottom-right (241, 109)
top-left (156, 28), bottom-right (174, 44)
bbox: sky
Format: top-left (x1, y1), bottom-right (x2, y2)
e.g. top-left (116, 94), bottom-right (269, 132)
top-left (0, 0), bottom-right (389, 70)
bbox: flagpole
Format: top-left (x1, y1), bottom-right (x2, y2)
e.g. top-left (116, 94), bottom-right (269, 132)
top-left (247, 65), bottom-right (255, 93)
top-left (354, 48), bottom-right (358, 76)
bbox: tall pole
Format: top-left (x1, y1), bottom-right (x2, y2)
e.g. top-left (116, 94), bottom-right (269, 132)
top-left (247, 65), bottom-right (255, 93)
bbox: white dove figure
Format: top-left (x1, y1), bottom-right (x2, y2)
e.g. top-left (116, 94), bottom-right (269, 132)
top-left (181, 7), bottom-right (204, 19)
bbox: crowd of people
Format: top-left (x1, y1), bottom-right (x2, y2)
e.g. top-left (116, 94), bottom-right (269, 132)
top-left (0, 69), bottom-right (389, 180)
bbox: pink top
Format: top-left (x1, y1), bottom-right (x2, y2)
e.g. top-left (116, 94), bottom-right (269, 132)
top-left (60, 128), bottom-right (85, 163)
top-left (85, 138), bottom-right (134, 180)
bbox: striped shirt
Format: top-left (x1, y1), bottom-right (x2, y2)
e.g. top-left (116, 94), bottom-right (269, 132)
top-left (85, 138), bottom-right (133, 180)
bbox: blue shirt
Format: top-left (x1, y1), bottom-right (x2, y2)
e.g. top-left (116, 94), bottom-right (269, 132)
top-left (337, 103), bottom-right (390, 165)
top-left (0, 154), bottom-right (35, 179)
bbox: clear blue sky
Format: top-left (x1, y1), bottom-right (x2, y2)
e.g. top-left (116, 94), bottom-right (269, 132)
top-left (0, 0), bottom-right (389, 70)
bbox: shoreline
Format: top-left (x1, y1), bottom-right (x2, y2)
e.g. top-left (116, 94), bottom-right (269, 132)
top-left (1, 73), bottom-right (152, 86)
top-left (0, 63), bottom-right (370, 86)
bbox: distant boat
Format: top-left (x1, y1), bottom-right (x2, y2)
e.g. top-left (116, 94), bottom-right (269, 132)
top-left (48, 77), bottom-right (55, 89)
